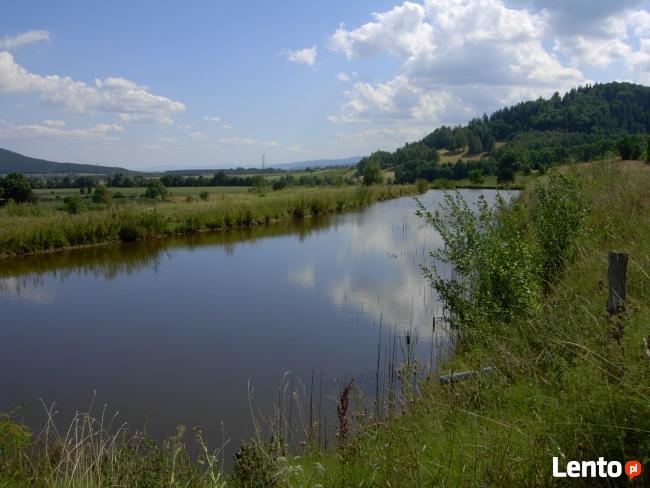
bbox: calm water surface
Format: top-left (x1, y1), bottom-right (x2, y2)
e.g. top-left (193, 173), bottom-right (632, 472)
top-left (0, 189), bottom-right (509, 456)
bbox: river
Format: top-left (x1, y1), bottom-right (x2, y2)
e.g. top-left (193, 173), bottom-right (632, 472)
top-left (0, 188), bottom-right (510, 459)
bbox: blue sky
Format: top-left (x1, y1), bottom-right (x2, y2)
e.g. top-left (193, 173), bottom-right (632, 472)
top-left (1, 0), bottom-right (649, 170)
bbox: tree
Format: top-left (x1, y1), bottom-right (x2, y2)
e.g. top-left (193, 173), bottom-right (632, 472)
top-left (496, 165), bottom-right (515, 183)
top-left (74, 176), bottom-right (98, 194)
top-left (249, 176), bottom-right (268, 194)
top-left (63, 195), bottom-right (84, 214)
top-left (92, 184), bottom-right (113, 205)
top-left (362, 160), bottom-right (382, 185)
top-left (616, 134), bottom-right (635, 160)
top-left (468, 134), bottom-right (483, 154)
top-left (144, 179), bottom-right (168, 199)
top-left (468, 169), bottom-right (485, 184)
top-left (1, 173), bottom-right (35, 203)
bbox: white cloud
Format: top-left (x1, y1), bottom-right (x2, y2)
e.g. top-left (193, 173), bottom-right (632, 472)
top-left (337, 72), bottom-right (351, 82)
top-left (286, 46), bottom-right (318, 67)
top-left (222, 124), bottom-right (233, 129)
top-left (0, 120), bottom-right (124, 141)
top-left (628, 38), bottom-right (650, 82)
top-left (189, 131), bottom-right (206, 141)
top-left (0, 30), bottom-right (50, 50)
top-left (327, 0), bottom-right (584, 135)
top-left (0, 52), bottom-right (185, 124)
top-left (202, 115), bottom-right (221, 122)
top-left (41, 119), bottom-right (65, 128)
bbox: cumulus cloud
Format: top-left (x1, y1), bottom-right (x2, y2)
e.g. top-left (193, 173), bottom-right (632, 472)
top-left (286, 46), bottom-right (317, 67)
top-left (0, 51), bottom-right (185, 124)
top-left (337, 72), bottom-right (351, 82)
top-left (328, 0), bottom-right (584, 135)
top-left (0, 30), bottom-right (50, 50)
top-left (0, 120), bottom-right (124, 141)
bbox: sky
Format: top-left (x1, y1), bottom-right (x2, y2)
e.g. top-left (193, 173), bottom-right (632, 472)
top-left (1, 0), bottom-right (650, 170)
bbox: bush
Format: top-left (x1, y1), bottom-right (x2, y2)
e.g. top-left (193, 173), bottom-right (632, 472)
top-left (144, 180), bottom-right (168, 199)
top-left (468, 169), bottom-right (484, 184)
top-left (62, 195), bottom-right (85, 214)
top-left (530, 169), bottom-right (587, 285)
top-left (0, 173), bottom-right (35, 204)
top-left (199, 191), bottom-right (209, 201)
top-left (418, 193), bottom-right (540, 325)
top-left (415, 179), bottom-right (429, 193)
top-left (417, 171), bottom-right (588, 328)
top-left (92, 184), bottom-right (112, 205)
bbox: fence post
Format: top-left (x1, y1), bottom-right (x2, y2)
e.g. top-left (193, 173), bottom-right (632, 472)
top-left (606, 252), bottom-right (628, 315)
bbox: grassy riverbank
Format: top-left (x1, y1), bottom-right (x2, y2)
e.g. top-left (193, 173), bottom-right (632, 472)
top-left (0, 185), bottom-right (416, 257)
top-left (1, 162), bottom-right (647, 487)
top-left (278, 161), bottom-right (650, 486)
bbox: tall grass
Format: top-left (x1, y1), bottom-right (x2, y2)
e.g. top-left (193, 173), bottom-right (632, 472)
top-left (0, 185), bottom-right (416, 257)
top-left (0, 400), bottom-right (227, 488)
top-left (263, 162), bottom-right (650, 486)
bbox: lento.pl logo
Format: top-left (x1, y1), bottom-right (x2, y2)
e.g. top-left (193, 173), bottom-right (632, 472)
top-left (552, 457), bottom-right (643, 480)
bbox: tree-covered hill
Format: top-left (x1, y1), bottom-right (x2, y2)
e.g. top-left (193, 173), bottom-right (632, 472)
top-left (0, 148), bottom-right (132, 175)
top-left (358, 82), bottom-right (650, 183)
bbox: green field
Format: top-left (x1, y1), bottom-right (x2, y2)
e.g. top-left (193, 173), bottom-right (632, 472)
top-left (33, 186), bottom-right (250, 205)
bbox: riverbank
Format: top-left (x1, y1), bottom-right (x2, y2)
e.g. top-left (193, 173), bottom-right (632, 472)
top-left (0, 185), bottom-right (414, 257)
top-left (0, 179), bottom-right (530, 258)
top-left (278, 161), bottom-right (650, 486)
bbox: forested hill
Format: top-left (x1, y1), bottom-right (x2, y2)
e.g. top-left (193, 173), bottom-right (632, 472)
top-left (0, 148), bottom-right (131, 175)
top-left (358, 82), bottom-right (650, 184)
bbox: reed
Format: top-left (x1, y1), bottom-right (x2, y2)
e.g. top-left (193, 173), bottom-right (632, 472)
top-left (0, 185), bottom-right (416, 257)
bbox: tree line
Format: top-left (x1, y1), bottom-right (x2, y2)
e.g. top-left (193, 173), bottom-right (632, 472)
top-left (357, 82), bottom-right (650, 184)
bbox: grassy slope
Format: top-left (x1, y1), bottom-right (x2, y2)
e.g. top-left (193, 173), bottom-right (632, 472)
top-left (279, 161), bottom-right (650, 487)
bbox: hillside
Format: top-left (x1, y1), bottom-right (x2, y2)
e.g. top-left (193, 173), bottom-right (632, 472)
top-left (358, 82), bottom-right (650, 183)
top-left (0, 148), bottom-right (132, 175)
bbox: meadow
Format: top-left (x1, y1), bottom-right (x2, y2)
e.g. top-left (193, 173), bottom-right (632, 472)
top-left (33, 186), bottom-right (250, 205)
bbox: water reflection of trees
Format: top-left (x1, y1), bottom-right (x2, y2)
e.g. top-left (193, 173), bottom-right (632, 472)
top-left (0, 215), bottom-right (336, 285)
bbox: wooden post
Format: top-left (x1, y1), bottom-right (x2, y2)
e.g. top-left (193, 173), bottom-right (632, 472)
top-left (606, 252), bottom-right (628, 315)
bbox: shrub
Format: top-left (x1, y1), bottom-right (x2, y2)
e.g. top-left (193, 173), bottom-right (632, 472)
top-left (415, 179), bottom-right (429, 193)
top-left (418, 170), bottom-right (588, 330)
top-left (62, 195), bottom-right (85, 214)
top-left (468, 169), bottom-right (484, 184)
top-left (199, 191), bottom-right (209, 201)
top-left (418, 192), bottom-right (540, 326)
top-left (530, 169), bottom-right (587, 285)
top-left (91, 184), bottom-right (112, 205)
top-left (144, 179), bottom-right (168, 199)
top-left (0, 173), bottom-right (35, 204)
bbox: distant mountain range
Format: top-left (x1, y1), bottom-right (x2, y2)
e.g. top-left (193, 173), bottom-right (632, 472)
top-left (154, 156), bottom-right (362, 174)
top-left (0, 148), bottom-right (361, 176)
top-left (0, 148), bottom-right (132, 175)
